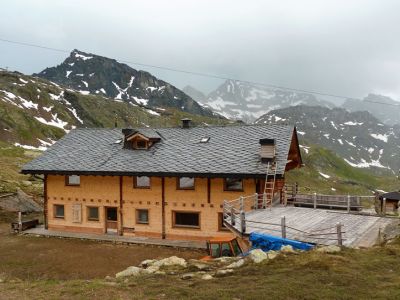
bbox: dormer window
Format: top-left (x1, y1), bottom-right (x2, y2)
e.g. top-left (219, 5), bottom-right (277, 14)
top-left (122, 128), bottom-right (161, 150)
top-left (135, 139), bottom-right (148, 150)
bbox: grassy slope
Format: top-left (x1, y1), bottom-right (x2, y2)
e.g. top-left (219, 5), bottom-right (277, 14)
top-left (0, 71), bottom-right (231, 147)
top-left (286, 144), bottom-right (400, 195)
top-left (0, 141), bottom-right (43, 197)
top-left (1, 238), bottom-right (400, 299)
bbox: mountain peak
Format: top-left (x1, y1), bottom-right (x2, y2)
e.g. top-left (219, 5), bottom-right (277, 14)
top-left (34, 51), bottom-right (218, 118)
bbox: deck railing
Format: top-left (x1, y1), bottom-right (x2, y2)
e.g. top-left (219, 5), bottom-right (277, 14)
top-left (294, 193), bottom-right (373, 211)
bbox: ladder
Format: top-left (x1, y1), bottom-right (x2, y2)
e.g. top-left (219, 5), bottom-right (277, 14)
top-left (263, 161), bottom-right (278, 208)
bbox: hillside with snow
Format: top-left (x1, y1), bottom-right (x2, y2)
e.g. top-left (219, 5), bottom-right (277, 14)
top-left (195, 80), bottom-right (334, 122)
top-left (256, 105), bottom-right (400, 174)
top-left (0, 70), bottom-right (228, 149)
top-left (35, 50), bottom-right (219, 118)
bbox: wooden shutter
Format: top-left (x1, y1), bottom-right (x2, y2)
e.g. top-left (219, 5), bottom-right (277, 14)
top-left (72, 203), bottom-right (82, 223)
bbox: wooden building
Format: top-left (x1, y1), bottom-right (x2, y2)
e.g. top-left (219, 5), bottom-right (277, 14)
top-left (21, 121), bottom-right (302, 241)
top-left (378, 191), bottom-right (400, 214)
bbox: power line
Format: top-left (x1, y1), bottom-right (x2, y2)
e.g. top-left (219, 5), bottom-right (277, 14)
top-left (0, 37), bottom-right (400, 107)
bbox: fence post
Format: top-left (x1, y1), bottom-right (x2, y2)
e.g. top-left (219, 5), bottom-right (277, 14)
top-left (231, 206), bottom-right (235, 226)
top-left (262, 192), bottom-right (267, 209)
top-left (347, 194), bottom-right (351, 213)
top-left (383, 198), bottom-right (387, 216)
top-left (18, 211), bottom-right (22, 232)
top-left (281, 216), bottom-right (286, 238)
top-left (313, 192), bottom-right (317, 209)
top-left (240, 210), bottom-right (246, 234)
top-left (254, 193), bottom-right (258, 210)
top-left (336, 223), bottom-right (343, 248)
top-left (239, 196), bottom-right (244, 211)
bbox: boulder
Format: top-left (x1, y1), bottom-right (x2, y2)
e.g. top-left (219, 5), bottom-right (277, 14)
top-left (213, 256), bottom-right (238, 263)
top-left (115, 266), bottom-right (142, 278)
top-left (181, 273), bottom-right (195, 280)
top-left (226, 259), bottom-right (245, 269)
top-left (248, 249), bottom-right (268, 263)
top-left (140, 259), bottom-right (156, 268)
top-left (153, 256), bottom-right (187, 268)
top-left (215, 269), bottom-right (234, 277)
top-left (201, 274), bottom-right (213, 280)
top-left (21, 180), bottom-right (32, 186)
top-left (267, 250), bottom-right (279, 260)
top-left (142, 265), bottom-right (160, 274)
top-left (280, 245), bottom-right (295, 253)
top-left (316, 245), bottom-right (341, 253)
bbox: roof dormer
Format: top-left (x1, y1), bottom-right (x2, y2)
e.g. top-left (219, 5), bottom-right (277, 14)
top-left (122, 128), bottom-right (161, 150)
top-left (259, 138), bottom-right (276, 163)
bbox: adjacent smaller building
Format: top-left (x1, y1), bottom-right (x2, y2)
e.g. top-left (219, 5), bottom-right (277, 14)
top-left (21, 122), bottom-right (302, 241)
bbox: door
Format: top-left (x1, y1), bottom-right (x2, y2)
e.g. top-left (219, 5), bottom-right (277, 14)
top-left (105, 207), bottom-right (118, 234)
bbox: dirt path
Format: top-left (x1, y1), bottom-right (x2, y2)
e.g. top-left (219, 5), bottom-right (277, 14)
top-left (0, 222), bottom-right (203, 280)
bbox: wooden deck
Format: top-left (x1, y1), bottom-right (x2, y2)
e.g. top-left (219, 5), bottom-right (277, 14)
top-left (240, 206), bottom-right (397, 247)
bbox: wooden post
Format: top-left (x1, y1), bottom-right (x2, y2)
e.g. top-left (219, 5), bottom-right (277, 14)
top-left (336, 223), bottom-right (343, 247)
top-left (313, 192), bottom-right (317, 209)
top-left (281, 216), bottom-right (286, 239)
top-left (262, 193), bottom-right (267, 209)
top-left (347, 194), bottom-right (351, 213)
top-left (239, 196), bottom-right (244, 211)
top-left (231, 206), bottom-right (235, 226)
top-left (161, 177), bottom-right (166, 239)
top-left (383, 198), bottom-right (387, 216)
top-left (240, 210), bottom-right (246, 234)
top-left (18, 211), bottom-right (22, 232)
top-left (253, 193), bottom-right (258, 210)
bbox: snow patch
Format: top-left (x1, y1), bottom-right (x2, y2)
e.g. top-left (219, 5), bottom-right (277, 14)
top-left (74, 53), bottom-right (93, 60)
top-left (319, 172), bottom-right (331, 179)
top-left (370, 133), bottom-right (388, 143)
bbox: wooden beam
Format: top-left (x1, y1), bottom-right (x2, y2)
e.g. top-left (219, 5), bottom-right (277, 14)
top-left (119, 176), bottom-right (123, 236)
top-left (44, 174), bottom-right (48, 230)
top-left (207, 178), bottom-right (211, 203)
top-left (161, 177), bottom-right (166, 239)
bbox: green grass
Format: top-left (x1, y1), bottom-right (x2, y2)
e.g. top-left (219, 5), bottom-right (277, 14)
top-left (2, 239), bottom-right (400, 299)
top-left (286, 144), bottom-right (400, 195)
top-left (0, 141), bottom-right (43, 196)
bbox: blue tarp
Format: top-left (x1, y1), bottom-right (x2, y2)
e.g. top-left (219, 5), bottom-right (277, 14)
top-left (249, 232), bottom-right (314, 252)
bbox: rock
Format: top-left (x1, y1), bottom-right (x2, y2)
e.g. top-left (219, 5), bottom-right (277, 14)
top-left (216, 269), bottom-right (234, 277)
top-left (21, 180), bottom-right (32, 186)
top-left (140, 259), bottom-right (156, 268)
top-left (201, 274), bottom-right (213, 280)
top-left (248, 249), bottom-right (268, 264)
top-left (280, 245), bottom-right (295, 253)
top-left (115, 266), bottom-right (142, 278)
top-left (213, 256), bottom-right (238, 263)
top-left (181, 273), bottom-right (195, 280)
top-left (142, 265), bottom-right (160, 274)
top-left (226, 259), bottom-right (245, 269)
top-left (104, 275), bottom-right (114, 281)
top-left (154, 271), bottom-right (166, 275)
top-left (153, 256), bottom-right (187, 268)
top-left (190, 262), bottom-right (210, 270)
top-left (316, 245), bottom-right (341, 253)
top-left (267, 250), bottom-right (279, 260)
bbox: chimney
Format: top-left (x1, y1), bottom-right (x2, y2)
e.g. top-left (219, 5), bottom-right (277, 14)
top-left (259, 138), bottom-right (276, 163)
top-left (181, 118), bottom-right (192, 129)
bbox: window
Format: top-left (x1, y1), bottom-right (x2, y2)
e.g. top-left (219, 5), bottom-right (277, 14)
top-left (173, 211), bottom-right (200, 228)
top-left (66, 175), bottom-right (80, 186)
top-left (136, 209), bottom-right (149, 224)
top-left (218, 212), bottom-right (229, 231)
top-left (134, 176), bottom-right (150, 188)
top-left (177, 177), bottom-right (195, 190)
top-left (221, 242), bottom-right (233, 257)
top-left (87, 207), bottom-right (99, 221)
top-left (135, 140), bottom-right (147, 149)
top-left (54, 204), bottom-right (65, 219)
top-left (210, 243), bottom-right (221, 258)
top-left (224, 178), bottom-right (243, 191)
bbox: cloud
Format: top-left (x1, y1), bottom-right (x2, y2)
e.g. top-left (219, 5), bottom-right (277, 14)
top-left (1, 0), bottom-right (400, 100)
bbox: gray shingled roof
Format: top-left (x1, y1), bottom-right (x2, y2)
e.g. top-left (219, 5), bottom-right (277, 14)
top-left (21, 124), bottom-right (298, 178)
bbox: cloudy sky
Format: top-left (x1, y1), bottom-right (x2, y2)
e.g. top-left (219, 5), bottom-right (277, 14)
top-left (1, 0), bottom-right (400, 102)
